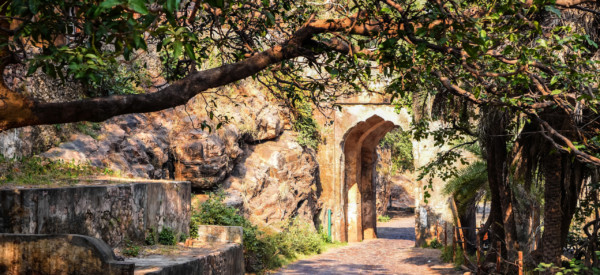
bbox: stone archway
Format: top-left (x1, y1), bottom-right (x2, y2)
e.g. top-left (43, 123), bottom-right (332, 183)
top-left (342, 115), bottom-right (397, 242)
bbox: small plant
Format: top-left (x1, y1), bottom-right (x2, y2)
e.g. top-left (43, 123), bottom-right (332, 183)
top-left (440, 245), bottom-right (453, 263)
top-left (293, 102), bottom-right (321, 150)
top-left (75, 122), bottom-right (102, 139)
top-left (145, 228), bottom-right (157, 245)
top-left (179, 233), bottom-right (188, 242)
top-left (377, 215), bottom-right (391, 222)
top-left (428, 238), bottom-right (443, 249)
top-left (158, 227), bottom-right (177, 246)
top-left (122, 239), bottom-right (140, 257)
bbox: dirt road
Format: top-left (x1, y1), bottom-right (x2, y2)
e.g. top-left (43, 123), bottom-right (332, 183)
top-left (274, 212), bottom-right (461, 275)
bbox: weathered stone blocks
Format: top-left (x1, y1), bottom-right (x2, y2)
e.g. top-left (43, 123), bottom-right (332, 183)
top-left (0, 180), bottom-right (190, 246)
top-left (196, 225), bottom-right (243, 245)
top-left (0, 233), bottom-right (134, 275)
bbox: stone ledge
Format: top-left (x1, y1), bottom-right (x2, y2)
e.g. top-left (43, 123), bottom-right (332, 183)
top-left (196, 225), bottom-right (243, 245)
top-left (131, 243), bottom-right (244, 275)
top-left (0, 233), bottom-right (134, 275)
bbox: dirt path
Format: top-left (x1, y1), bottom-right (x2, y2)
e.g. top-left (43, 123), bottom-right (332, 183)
top-left (273, 211), bottom-right (461, 275)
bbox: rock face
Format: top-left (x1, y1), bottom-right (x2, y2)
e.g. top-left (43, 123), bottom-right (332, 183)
top-left (37, 84), bottom-right (288, 190)
top-left (222, 132), bottom-right (320, 228)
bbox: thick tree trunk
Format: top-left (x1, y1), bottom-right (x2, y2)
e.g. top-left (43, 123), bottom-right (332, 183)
top-left (541, 152), bottom-right (563, 266)
top-left (459, 197), bottom-right (477, 254)
top-left (482, 111), bottom-right (520, 270)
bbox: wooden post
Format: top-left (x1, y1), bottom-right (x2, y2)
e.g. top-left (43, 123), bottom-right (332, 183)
top-left (444, 223), bottom-right (447, 246)
top-left (476, 236), bottom-right (481, 274)
top-left (449, 198), bottom-right (470, 266)
top-left (496, 241), bottom-right (502, 273)
top-left (518, 251), bottom-right (523, 275)
top-left (452, 228), bottom-right (457, 262)
top-left (449, 199), bottom-right (467, 252)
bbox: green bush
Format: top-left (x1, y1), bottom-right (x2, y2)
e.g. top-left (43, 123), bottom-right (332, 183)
top-left (191, 192), bottom-right (331, 273)
top-left (428, 238), bottom-right (443, 249)
top-left (440, 245), bottom-right (454, 263)
top-left (122, 239), bottom-right (140, 257)
top-left (377, 215), bottom-right (391, 222)
top-left (145, 228), bottom-right (157, 245)
top-left (158, 227), bottom-right (177, 246)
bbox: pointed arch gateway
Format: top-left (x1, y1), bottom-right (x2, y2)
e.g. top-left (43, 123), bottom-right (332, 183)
top-left (342, 115), bottom-right (398, 242)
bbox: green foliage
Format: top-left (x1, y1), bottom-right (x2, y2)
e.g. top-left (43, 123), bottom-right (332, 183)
top-left (377, 215), bottom-right (391, 223)
top-left (380, 128), bottom-right (414, 173)
top-left (0, 155), bottom-right (113, 185)
top-left (443, 160), bottom-right (489, 213)
top-left (535, 256), bottom-right (598, 275)
top-left (440, 245), bottom-right (454, 263)
top-left (86, 60), bottom-right (152, 97)
top-left (191, 192), bottom-right (335, 273)
top-left (145, 228), bottom-right (156, 245)
top-left (158, 227), bottom-right (177, 246)
top-left (293, 102), bottom-right (321, 150)
top-left (75, 122), bottom-right (102, 139)
top-left (428, 238), bottom-right (443, 249)
top-left (179, 233), bottom-right (188, 242)
top-left (122, 239), bottom-right (140, 257)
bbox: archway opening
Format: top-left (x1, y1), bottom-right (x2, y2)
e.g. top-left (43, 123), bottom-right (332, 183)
top-left (342, 115), bottom-right (397, 242)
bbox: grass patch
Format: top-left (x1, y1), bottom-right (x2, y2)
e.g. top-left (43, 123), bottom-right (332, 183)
top-left (0, 155), bottom-right (115, 186)
top-left (377, 215), bottom-right (391, 222)
top-left (190, 192), bottom-right (344, 273)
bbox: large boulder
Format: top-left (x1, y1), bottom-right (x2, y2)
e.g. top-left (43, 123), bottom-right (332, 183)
top-left (222, 131), bottom-right (320, 228)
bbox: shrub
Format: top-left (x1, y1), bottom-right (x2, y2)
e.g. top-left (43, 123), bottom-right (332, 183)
top-left (191, 192), bottom-right (331, 273)
top-left (158, 227), bottom-right (177, 246)
top-left (145, 228), bottom-right (157, 245)
top-left (122, 239), bottom-right (140, 257)
top-left (441, 245), bottom-right (453, 263)
top-left (428, 238), bottom-right (443, 249)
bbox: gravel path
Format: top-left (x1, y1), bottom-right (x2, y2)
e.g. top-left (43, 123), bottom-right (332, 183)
top-left (273, 211), bottom-right (461, 275)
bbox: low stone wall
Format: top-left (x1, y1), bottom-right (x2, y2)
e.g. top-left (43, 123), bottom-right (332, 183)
top-left (132, 243), bottom-right (244, 275)
top-left (196, 225), bottom-right (243, 245)
top-left (0, 180), bottom-right (190, 246)
top-left (0, 233), bottom-right (134, 274)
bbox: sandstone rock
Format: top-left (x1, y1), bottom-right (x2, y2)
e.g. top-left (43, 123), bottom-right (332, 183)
top-left (253, 105), bottom-right (283, 141)
top-left (222, 132), bottom-right (320, 228)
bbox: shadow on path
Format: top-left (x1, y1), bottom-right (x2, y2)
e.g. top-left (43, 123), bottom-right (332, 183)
top-left (274, 211), bottom-right (460, 275)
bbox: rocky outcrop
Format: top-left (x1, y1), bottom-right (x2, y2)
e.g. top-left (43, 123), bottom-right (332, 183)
top-left (222, 132), bottom-right (320, 228)
top-left (37, 82), bottom-right (289, 189)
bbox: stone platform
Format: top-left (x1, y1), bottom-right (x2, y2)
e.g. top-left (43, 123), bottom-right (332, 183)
top-left (0, 179), bottom-right (190, 246)
top-left (130, 243), bottom-right (244, 275)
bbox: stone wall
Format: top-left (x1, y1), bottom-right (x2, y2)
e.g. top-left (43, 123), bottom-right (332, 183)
top-left (0, 233), bottom-right (134, 275)
top-left (0, 180), bottom-right (190, 247)
top-left (132, 243), bottom-right (244, 275)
